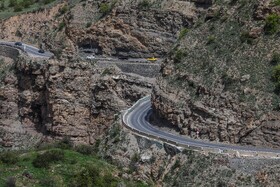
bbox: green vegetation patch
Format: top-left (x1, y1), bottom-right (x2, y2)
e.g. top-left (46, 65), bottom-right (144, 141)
top-left (272, 64), bottom-right (280, 93)
top-left (178, 28), bottom-right (189, 40)
top-left (271, 53), bottom-right (280, 65)
top-left (272, 0), bottom-right (280, 6)
top-left (0, 0), bottom-right (58, 19)
top-left (99, 0), bottom-right (117, 16)
top-left (264, 13), bottom-right (280, 35)
top-left (0, 147), bottom-right (149, 187)
top-left (138, 0), bottom-right (152, 10)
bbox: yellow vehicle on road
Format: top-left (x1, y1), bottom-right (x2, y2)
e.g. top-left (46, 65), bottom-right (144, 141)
top-left (147, 57), bottom-right (158, 62)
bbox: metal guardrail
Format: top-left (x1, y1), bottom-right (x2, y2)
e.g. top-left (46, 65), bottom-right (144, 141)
top-left (122, 96), bottom-right (280, 158)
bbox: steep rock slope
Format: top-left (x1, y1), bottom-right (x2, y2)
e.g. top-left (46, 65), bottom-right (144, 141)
top-left (0, 56), bottom-right (152, 149)
top-left (152, 0), bottom-right (280, 148)
top-left (0, 0), bottom-right (202, 58)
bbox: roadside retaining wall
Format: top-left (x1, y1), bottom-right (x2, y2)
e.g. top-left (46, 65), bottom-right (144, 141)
top-left (96, 61), bottom-right (161, 78)
top-left (0, 45), bottom-right (21, 61)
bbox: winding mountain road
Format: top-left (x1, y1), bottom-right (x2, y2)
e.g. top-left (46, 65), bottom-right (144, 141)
top-left (0, 41), bottom-right (53, 58)
top-left (123, 96), bottom-right (280, 155)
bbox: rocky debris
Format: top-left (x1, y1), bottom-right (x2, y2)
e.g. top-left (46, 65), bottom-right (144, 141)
top-left (99, 121), bottom-right (280, 186)
top-left (0, 56), bottom-right (153, 148)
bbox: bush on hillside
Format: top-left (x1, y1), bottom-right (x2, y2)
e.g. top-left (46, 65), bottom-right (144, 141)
top-left (14, 3), bottom-right (23, 12)
top-left (271, 53), bottom-right (280, 65)
top-left (174, 49), bottom-right (186, 63)
top-left (75, 144), bottom-right (94, 155)
top-left (70, 164), bottom-right (100, 187)
top-left (272, 64), bottom-right (280, 93)
top-left (9, 0), bottom-right (17, 7)
top-left (0, 152), bottom-right (19, 164)
top-left (32, 149), bottom-right (65, 168)
top-left (99, 3), bottom-right (111, 15)
top-left (6, 177), bottom-right (16, 187)
top-left (178, 28), bottom-right (189, 40)
top-left (0, 1), bottom-right (5, 10)
top-left (42, 0), bottom-right (55, 5)
top-left (264, 13), bottom-right (280, 34)
top-left (138, 0), bottom-right (151, 9)
top-left (272, 0), bottom-right (280, 6)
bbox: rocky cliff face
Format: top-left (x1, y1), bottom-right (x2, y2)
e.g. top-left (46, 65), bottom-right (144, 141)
top-left (152, 0), bottom-right (280, 148)
top-left (0, 0), bottom-right (203, 59)
top-left (0, 56), bottom-right (153, 149)
top-left (68, 6), bottom-right (191, 58)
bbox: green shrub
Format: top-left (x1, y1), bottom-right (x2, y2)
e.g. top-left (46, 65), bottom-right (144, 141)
top-left (39, 177), bottom-right (57, 187)
top-left (59, 5), bottom-right (69, 15)
top-left (5, 176), bottom-right (16, 187)
top-left (271, 53), bottom-right (280, 65)
top-left (58, 21), bottom-right (66, 31)
top-left (56, 136), bottom-right (73, 149)
top-left (32, 149), bottom-right (65, 168)
top-left (93, 139), bottom-right (100, 153)
top-left (264, 13), bottom-right (280, 35)
top-left (21, 0), bottom-right (34, 8)
top-left (86, 22), bottom-right (91, 28)
top-left (75, 145), bottom-right (94, 155)
top-left (171, 159), bottom-right (180, 171)
top-left (9, 0), bottom-right (17, 7)
top-left (272, 65), bottom-right (280, 81)
top-left (138, 0), bottom-right (151, 9)
top-left (99, 3), bottom-right (111, 15)
top-left (174, 49), bottom-right (186, 63)
top-left (131, 152), bottom-right (140, 163)
top-left (240, 31), bottom-right (254, 44)
top-left (0, 152), bottom-right (19, 164)
top-left (70, 164), bottom-right (101, 187)
top-left (42, 0), bottom-right (55, 5)
top-left (272, 0), bottom-right (280, 6)
top-left (207, 35), bottom-right (216, 44)
top-left (14, 3), bottom-right (23, 12)
top-left (178, 28), bottom-right (189, 40)
top-left (0, 1), bottom-right (5, 10)
top-left (272, 64), bottom-right (280, 92)
top-left (101, 68), bottom-right (112, 76)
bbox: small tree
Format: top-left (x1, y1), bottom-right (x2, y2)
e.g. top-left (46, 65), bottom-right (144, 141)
top-left (264, 13), bottom-right (280, 35)
top-left (271, 53), bottom-right (280, 65)
top-left (0, 1), bottom-right (5, 10)
top-left (138, 0), bottom-right (151, 9)
top-left (14, 3), bottom-right (23, 12)
top-left (9, 0), bottom-right (17, 7)
top-left (272, 64), bottom-right (280, 92)
top-left (99, 3), bottom-right (110, 15)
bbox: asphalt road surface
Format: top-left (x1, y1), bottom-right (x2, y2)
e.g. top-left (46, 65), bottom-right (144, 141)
top-left (124, 96), bottom-right (280, 154)
top-left (0, 41), bottom-right (53, 58)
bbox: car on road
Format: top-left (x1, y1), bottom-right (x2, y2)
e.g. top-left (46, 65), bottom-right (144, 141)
top-left (38, 49), bottom-right (45, 53)
top-left (86, 55), bottom-right (96, 60)
top-left (119, 56), bottom-right (129, 60)
top-left (147, 57), bottom-right (158, 62)
top-left (14, 42), bottom-right (22, 46)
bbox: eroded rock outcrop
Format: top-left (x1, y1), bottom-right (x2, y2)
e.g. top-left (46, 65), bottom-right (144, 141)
top-left (0, 56), bottom-right (153, 149)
